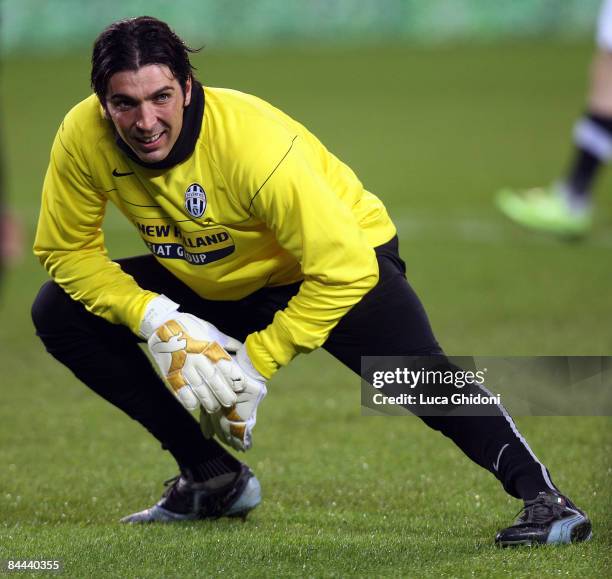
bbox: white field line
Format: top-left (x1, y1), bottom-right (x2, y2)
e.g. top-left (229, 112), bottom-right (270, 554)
top-left (394, 214), bottom-right (612, 249)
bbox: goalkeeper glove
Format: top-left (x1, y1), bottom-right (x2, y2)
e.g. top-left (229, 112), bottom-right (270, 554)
top-left (141, 295), bottom-right (243, 412)
top-left (200, 343), bottom-right (267, 451)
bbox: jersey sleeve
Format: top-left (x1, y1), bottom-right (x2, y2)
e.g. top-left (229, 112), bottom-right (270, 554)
top-left (243, 137), bottom-right (379, 378)
top-left (33, 118), bottom-right (158, 334)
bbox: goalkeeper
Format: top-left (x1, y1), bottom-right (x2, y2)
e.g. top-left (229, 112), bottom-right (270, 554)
top-left (32, 16), bottom-right (591, 546)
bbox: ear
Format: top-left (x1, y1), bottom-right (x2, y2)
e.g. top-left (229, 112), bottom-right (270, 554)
top-left (99, 98), bottom-right (111, 120)
top-left (184, 76), bottom-right (192, 107)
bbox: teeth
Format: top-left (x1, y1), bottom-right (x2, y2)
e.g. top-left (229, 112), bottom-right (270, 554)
top-left (140, 132), bottom-right (162, 143)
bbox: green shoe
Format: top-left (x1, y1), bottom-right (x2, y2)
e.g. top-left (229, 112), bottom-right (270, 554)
top-left (495, 186), bottom-right (592, 238)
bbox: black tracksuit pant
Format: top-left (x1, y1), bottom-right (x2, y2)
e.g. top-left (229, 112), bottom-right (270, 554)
top-left (31, 237), bottom-right (556, 500)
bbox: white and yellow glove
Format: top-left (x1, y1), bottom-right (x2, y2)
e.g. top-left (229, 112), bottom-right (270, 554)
top-left (200, 344), bottom-right (267, 451)
top-left (141, 295), bottom-right (243, 411)
top-left (140, 295), bottom-right (266, 450)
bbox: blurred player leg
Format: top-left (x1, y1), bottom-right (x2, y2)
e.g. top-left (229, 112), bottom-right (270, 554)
top-left (495, 0), bottom-right (612, 238)
top-left (0, 210), bottom-right (24, 272)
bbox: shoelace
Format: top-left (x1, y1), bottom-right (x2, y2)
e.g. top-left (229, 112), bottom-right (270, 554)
top-left (160, 473), bottom-right (237, 517)
top-left (161, 475), bottom-right (181, 499)
top-left (164, 475), bottom-right (180, 486)
top-left (515, 496), bottom-right (563, 525)
top-left (159, 470), bottom-right (244, 517)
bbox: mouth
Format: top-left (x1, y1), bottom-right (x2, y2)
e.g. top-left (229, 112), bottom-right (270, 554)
top-left (133, 130), bottom-right (166, 150)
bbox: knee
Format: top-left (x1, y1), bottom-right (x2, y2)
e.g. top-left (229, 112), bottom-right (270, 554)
top-left (31, 280), bottom-right (72, 334)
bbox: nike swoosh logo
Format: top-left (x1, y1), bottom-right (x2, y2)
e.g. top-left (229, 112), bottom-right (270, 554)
top-left (112, 169), bottom-right (135, 177)
top-left (493, 443), bottom-right (509, 472)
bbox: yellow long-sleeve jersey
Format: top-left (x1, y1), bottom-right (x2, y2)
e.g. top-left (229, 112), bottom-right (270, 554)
top-left (34, 86), bottom-right (396, 378)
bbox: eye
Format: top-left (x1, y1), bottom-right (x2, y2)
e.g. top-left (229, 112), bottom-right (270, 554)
top-left (154, 93), bottom-right (170, 103)
top-left (113, 100), bottom-right (134, 112)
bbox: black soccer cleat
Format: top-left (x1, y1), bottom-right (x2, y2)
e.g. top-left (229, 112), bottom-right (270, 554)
top-left (495, 491), bottom-right (592, 547)
top-left (120, 464), bottom-right (261, 523)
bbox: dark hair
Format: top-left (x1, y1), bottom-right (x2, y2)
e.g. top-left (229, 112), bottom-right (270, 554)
top-left (91, 16), bottom-right (198, 105)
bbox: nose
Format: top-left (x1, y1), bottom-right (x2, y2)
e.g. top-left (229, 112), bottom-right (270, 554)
top-left (135, 103), bottom-right (157, 132)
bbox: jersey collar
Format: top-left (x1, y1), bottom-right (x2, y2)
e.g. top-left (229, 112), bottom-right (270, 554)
top-left (114, 80), bottom-right (204, 170)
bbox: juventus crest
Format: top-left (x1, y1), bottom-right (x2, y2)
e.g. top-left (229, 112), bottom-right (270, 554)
top-left (184, 183), bottom-right (207, 218)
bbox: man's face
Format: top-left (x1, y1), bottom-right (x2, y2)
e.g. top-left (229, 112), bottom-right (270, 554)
top-left (105, 64), bottom-right (192, 163)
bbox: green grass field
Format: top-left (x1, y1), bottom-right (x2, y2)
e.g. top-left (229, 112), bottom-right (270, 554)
top-left (0, 41), bottom-right (610, 577)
